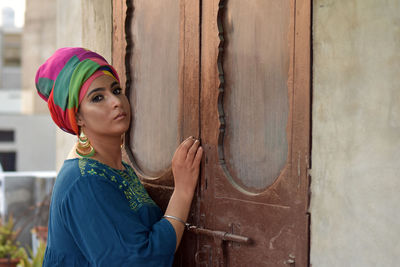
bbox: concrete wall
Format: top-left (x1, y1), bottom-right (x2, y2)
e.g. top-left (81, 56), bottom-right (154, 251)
top-left (55, 0), bottom-right (83, 171)
top-left (56, 0), bottom-right (112, 66)
top-left (55, 0), bottom-right (112, 170)
top-left (0, 114), bottom-right (56, 171)
top-left (56, 0), bottom-right (82, 48)
top-left (311, 1), bottom-right (400, 266)
top-left (81, 0), bottom-right (112, 62)
top-left (21, 0), bottom-right (56, 114)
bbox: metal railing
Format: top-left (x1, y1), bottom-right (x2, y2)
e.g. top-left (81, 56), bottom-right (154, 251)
top-left (0, 168), bottom-right (56, 250)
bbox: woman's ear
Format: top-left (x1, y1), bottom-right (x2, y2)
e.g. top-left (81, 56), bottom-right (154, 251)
top-left (76, 112), bottom-right (84, 127)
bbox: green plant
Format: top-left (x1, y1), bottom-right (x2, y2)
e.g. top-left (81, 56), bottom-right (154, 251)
top-left (0, 215), bottom-right (26, 261)
top-left (19, 241), bottom-right (46, 267)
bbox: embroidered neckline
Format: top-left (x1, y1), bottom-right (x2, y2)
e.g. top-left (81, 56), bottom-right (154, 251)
top-left (75, 158), bottom-right (156, 211)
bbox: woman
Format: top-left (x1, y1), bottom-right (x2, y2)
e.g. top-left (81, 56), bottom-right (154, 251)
top-left (35, 47), bottom-right (203, 266)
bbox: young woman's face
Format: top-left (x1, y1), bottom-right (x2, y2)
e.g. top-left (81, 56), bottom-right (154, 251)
top-left (76, 74), bottom-right (131, 137)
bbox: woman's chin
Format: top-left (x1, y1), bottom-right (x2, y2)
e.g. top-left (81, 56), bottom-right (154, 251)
top-left (115, 126), bottom-right (130, 136)
top-left (110, 121), bottom-right (130, 136)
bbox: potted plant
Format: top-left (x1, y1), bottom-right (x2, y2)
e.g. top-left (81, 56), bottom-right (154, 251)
top-left (0, 215), bottom-right (26, 267)
top-left (30, 190), bottom-right (50, 256)
top-left (30, 226), bottom-right (47, 257)
top-left (19, 241), bottom-right (46, 267)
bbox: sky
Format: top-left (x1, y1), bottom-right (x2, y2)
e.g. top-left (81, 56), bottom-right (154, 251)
top-left (0, 0), bottom-right (25, 28)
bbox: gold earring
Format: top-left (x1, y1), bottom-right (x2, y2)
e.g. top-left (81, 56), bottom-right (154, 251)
top-left (76, 130), bottom-right (95, 158)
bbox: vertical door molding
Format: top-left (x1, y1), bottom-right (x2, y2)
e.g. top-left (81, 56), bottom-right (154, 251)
top-left (290, 0), bottom-right (312, 265)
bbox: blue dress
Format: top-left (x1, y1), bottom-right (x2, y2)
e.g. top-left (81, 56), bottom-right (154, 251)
top-left (43, 158), bottom-right (176, 266)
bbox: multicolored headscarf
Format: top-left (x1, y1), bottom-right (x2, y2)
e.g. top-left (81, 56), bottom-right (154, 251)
top-left (35, 47), bottom-right (120, 135)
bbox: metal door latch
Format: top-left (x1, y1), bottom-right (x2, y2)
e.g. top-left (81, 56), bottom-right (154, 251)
top-left (191, 224), bottom-right (250, 266)
top-left (187, 225), bottom-right (251, 243)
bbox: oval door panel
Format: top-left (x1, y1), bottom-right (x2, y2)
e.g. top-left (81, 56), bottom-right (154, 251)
top-left (129, 0), bottom-right (180, 177)
top-left (222, 0), bottom-right (291, 192)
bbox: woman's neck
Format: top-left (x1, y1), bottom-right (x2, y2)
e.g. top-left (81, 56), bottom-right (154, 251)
top-left (72, 133), bottom-right (125, 170)
top-left (91, 138), bottom-right (124, 170)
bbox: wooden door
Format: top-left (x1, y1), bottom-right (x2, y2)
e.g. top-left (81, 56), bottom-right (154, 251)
top-left (198, 1), bottom-right (310, 266)
top-left (113, 0), bottom-right (310, 266)
top-left (113, 1), bottom-right (201, 265)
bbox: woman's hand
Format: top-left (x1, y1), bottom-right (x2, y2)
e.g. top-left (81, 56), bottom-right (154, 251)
top-left (165, 137), bottom-right (203, 250)
top-left (171, 137), bottom-right (203, 199)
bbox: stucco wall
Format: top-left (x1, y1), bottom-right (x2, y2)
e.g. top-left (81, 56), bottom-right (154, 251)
top-left (311, 1), bottom-right (400, 266)
top-left (56, 0), bottom-right (82, 47)
top-left (81, 0), bottom-right (112, 62)
top-left (21, 0), bottom-right (56, 114)
top-left (55, 0), bottom-right (83, 171)
top-left (55, 0), bottom-right (112, 170)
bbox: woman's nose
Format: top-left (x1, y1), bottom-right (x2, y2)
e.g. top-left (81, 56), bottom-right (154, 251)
top-left (111, 94), bottom-right (122, 108)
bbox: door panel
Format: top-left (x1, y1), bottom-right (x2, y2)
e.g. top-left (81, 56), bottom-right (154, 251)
top-left (114, 1), bottom-right (201, 266)
top-left (199, 0), bottom-right (310, 266)
top-left (129, 0), bottom-right (180, 177)
top-left (222, 0), bottom-right (291, 191)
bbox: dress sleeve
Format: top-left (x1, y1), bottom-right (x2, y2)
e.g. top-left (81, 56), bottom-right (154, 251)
top-left (59, 176), bottom-right (176, 267)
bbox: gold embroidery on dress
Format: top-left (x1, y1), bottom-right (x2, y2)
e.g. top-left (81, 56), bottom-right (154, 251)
top-left (78, 158), bottom-right (156, 211)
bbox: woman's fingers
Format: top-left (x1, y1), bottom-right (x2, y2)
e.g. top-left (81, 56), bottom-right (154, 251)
top-left (186, 139), bottom-right (200, 162)
top-left (171, 137), bottom-right (203, 195)
top-left (181, 137), bottom-right (195, 152)
top-left (173, 137), bottom-right (195, 162)
top-left (192, 146), bottom-right (203, 167)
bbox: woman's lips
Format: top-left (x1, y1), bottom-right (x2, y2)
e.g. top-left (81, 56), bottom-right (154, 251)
top-left (114, 112), bottom-right (127, 120)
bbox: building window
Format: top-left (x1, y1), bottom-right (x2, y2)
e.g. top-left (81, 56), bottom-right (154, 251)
top-left (0, 152), bottom-right (16, 171)
top-left (0, 130), bottom-right (15, 142)
top-left (3, 33), bottom-right (22, 67)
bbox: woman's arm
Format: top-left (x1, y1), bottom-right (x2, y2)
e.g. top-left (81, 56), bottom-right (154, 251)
top-left (164, 137), bottom-right (203, 250)
top-left (60, 176), bottom-right (177, 266)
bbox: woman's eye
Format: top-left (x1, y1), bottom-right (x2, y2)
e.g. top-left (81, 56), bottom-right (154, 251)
top-left (92, 95), bottom-right (103, 103)
top-left (113, 88), bottom-right (122, 95)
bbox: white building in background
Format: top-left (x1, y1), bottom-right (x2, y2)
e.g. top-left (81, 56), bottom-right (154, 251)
top-left (0, 7), bottom-right (22, 113)
top-left (0, 6), bottom-right (56, 172)
top-left (2, 7), bottom-right (15, 29)
top-left (0, 5), bottom-right (56, 252)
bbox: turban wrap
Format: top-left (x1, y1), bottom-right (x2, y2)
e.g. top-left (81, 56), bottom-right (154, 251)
top-left (35, 47), bottom-right (120, 135)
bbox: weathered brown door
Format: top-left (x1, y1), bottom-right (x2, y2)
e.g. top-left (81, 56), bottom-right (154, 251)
top-left (113, 0), bottom-right (310, 266)
top-left (113, 1), bottom-right (201, 265)
top-left (196, 0), bottom-right (310, 266)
